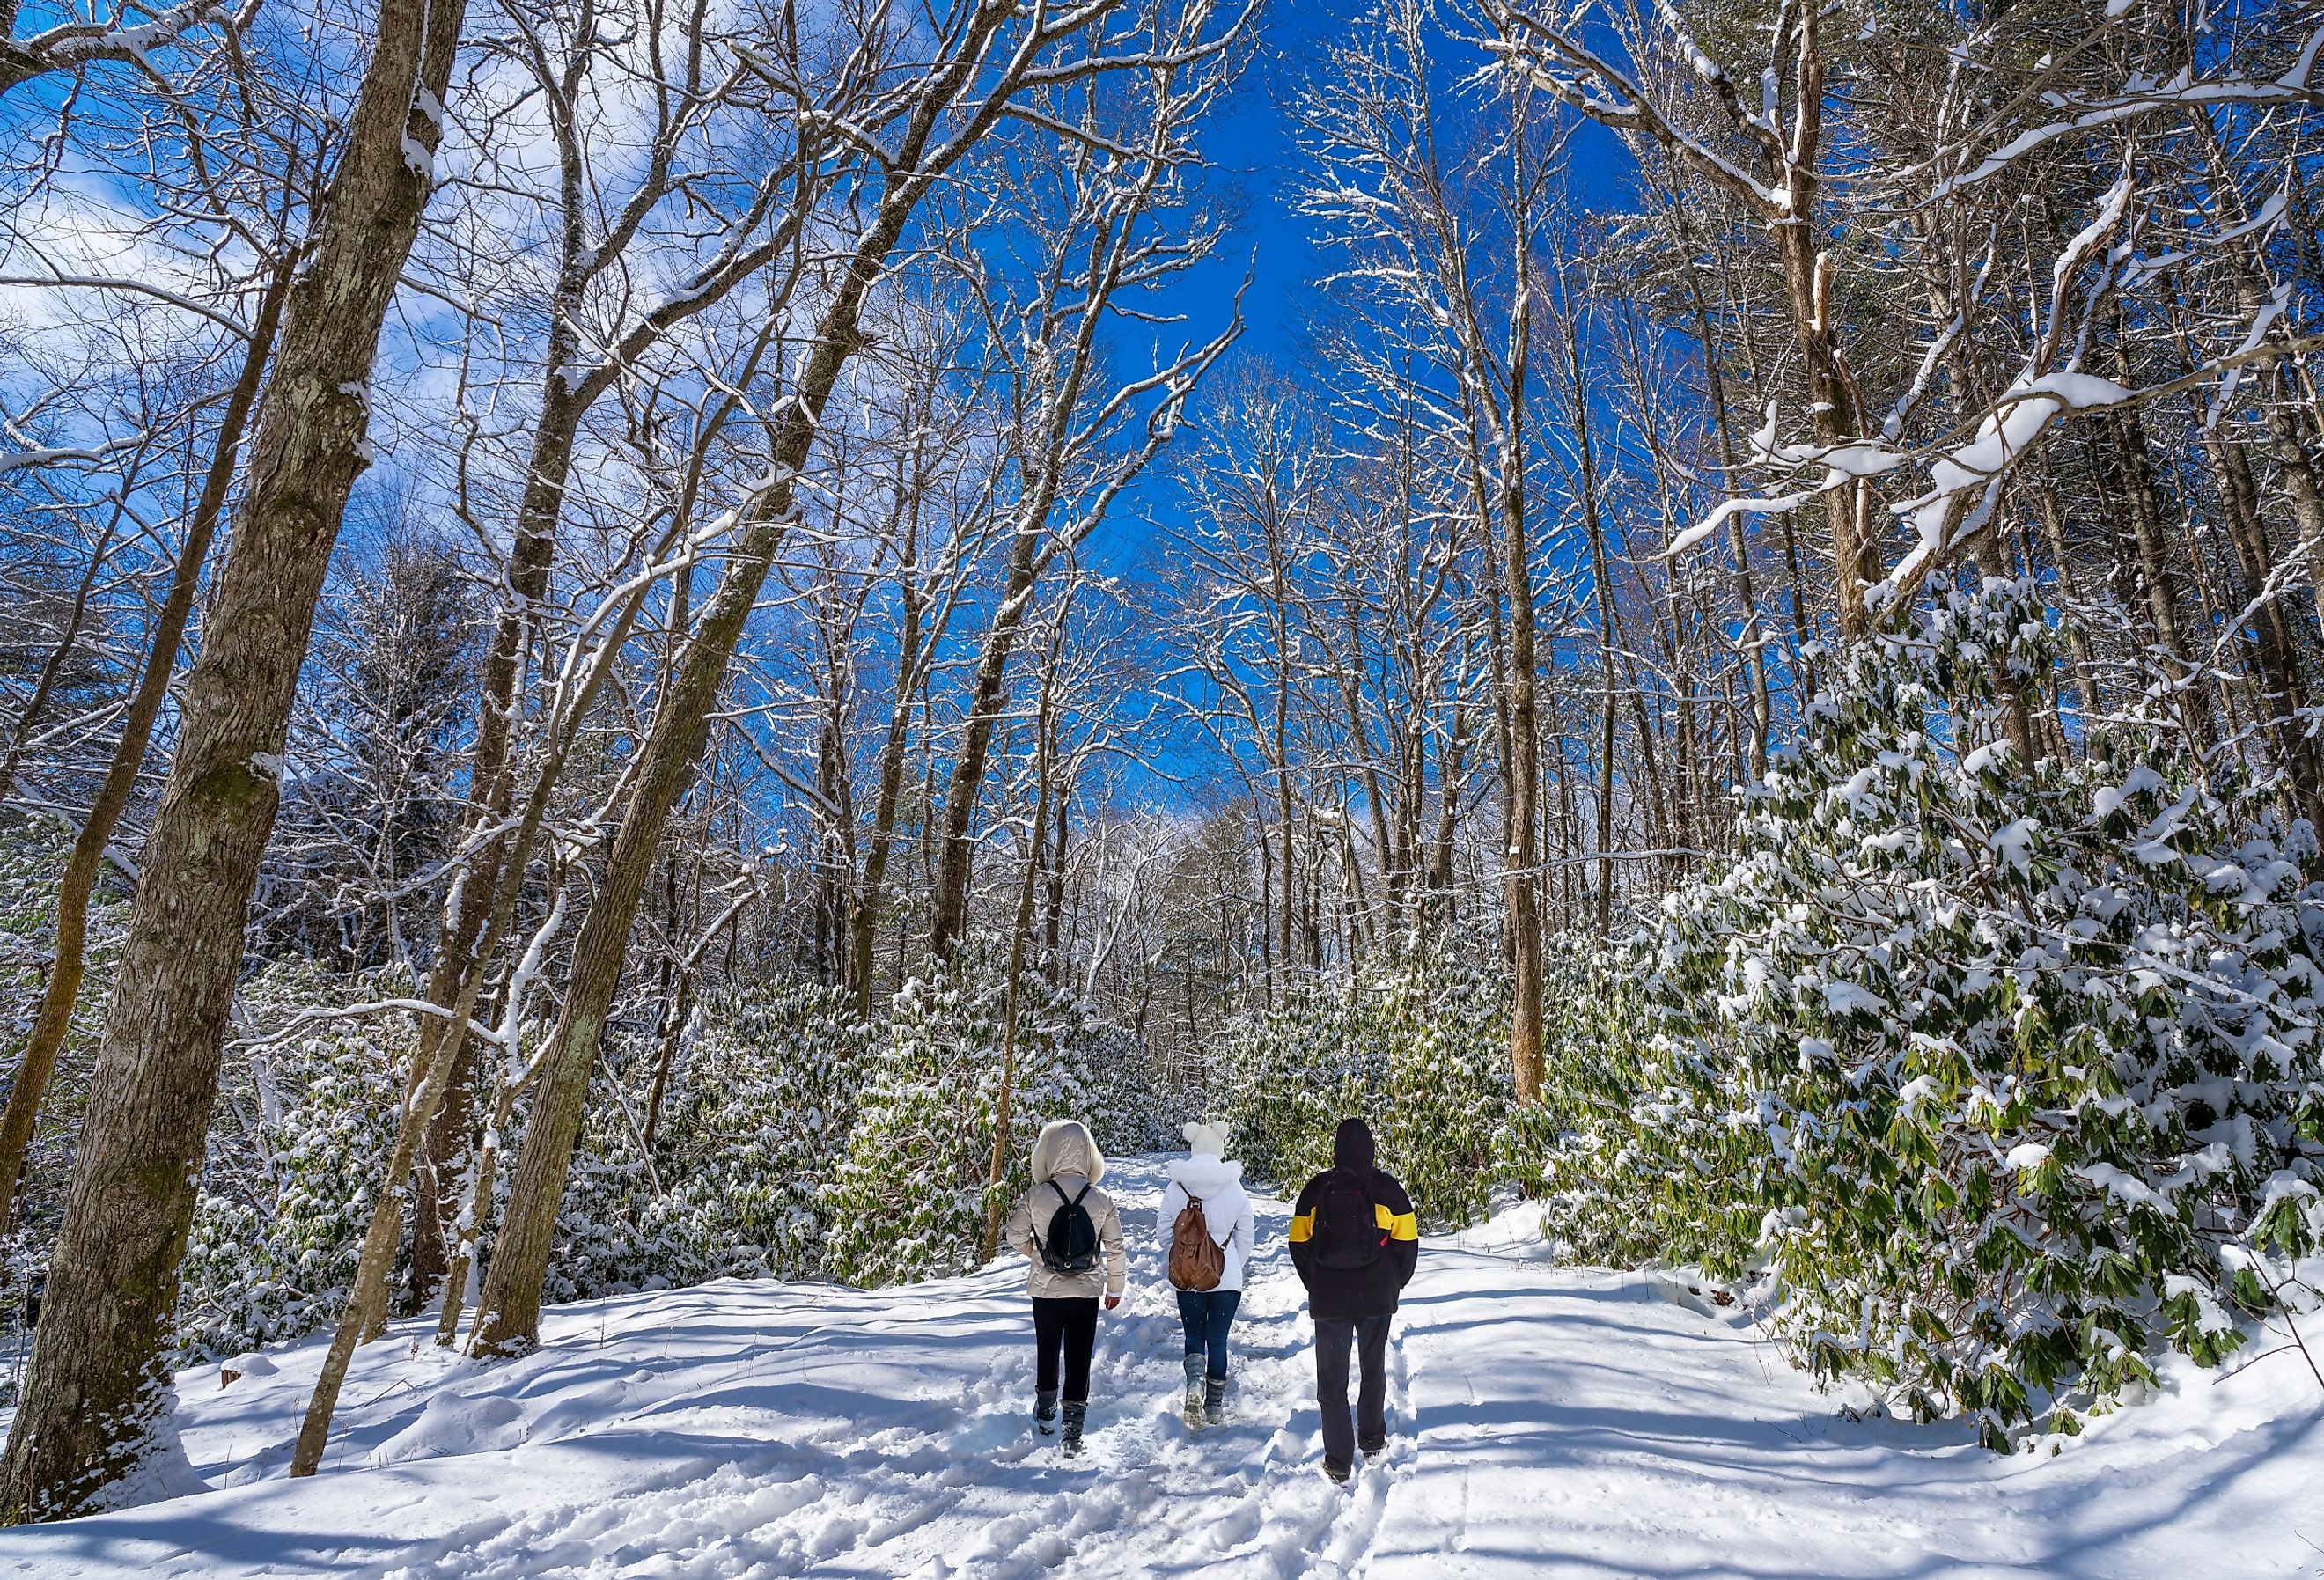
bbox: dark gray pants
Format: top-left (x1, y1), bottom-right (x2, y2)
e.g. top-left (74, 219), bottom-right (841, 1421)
top-left (1313, 1314), bottom-right (1391, 1467)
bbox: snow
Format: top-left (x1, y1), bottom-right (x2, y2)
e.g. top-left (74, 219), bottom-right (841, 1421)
top-left (5, 1155), bottom-right (2322, 1577)
top-left (1992, 817), bottom-right (2039, 876)
top-left (1822, 980), bottom-right (1886, 1018)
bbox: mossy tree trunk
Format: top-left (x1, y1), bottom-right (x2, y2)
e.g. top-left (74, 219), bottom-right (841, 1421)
top-left (0, 0), bottom-right (467, 1519)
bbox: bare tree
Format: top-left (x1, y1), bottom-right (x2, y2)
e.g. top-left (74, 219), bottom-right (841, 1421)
top-left (467, 0), bottom-right (1252, 1360)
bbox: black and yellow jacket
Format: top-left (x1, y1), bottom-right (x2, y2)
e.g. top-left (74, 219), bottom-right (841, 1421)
top-left (1287, 1118), bottom-right (1419, 1319)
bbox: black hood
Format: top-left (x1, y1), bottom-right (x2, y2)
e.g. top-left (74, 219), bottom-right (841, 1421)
top-left (1332, 1117), bottom-right (1376, 1172)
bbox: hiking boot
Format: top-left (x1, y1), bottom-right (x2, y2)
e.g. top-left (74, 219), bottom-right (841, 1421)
top-left (1358, 1431), bottom-right (1386, 1455)
top-left (1323, 1459), bottom-right (1352, 1484)
top-left (1182, 1354), bottom-right (1205, 1425)
top-left (1034, 1389), bottom-right (1058, 1435)
top-left (1203, 1376), bottom-right (1227, 1425)
top-left (1061, 1401), bottom-right (1087, 1456)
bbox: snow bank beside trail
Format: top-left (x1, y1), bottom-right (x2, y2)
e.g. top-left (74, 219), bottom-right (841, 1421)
top-left (1449, 1196), bottom-right (1557, 1259)
top-left (1372, 1253), bottom-right (2324, 1579)
top-left (3, 1155), bottom-right (2320, 1578)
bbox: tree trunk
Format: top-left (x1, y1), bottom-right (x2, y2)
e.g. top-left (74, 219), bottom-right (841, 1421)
top-left (1042, 780), bottom-right (1070, 979)
top-left (851, 580), bottom-right (924, 1013)
top-left (404, 1032), bottom-right (473, 1312)
top-left (979, 644), bottom-right (1061, 1261)
top-left (1499, 368), bottom-right (1545, 1102)
top-left (924, 589), bottom-right (1024, 954)
top-left (1779, 5), bottom-right (1879, 636)
top-left (397, 296), bottom-right (598, 1311)
top-left (2109, 415), bottom-right (2217, 759)
top-left (0, 0), bottom-right (466, 1518)
top-left (1563, 318), bottom-right (1620, 937)
top-left (928, 503), bottom-right (1070, 956)
top-left (1667, 186), bottom-right (1770, 779)
top-left (1429, 700), bottom-right (1465, 922)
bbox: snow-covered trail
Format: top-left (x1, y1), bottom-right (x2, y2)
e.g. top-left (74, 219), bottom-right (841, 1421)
top-left (3, 1156), bottom-right (2320, 1578)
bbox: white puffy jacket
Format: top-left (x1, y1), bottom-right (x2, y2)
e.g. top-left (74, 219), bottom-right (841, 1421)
top-left (1158, 1153), bottom-right (1258, 1293)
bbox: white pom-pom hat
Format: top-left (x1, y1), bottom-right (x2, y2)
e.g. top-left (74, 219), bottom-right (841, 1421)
top-left (1181, 1120), bottom-right (1231, 1158)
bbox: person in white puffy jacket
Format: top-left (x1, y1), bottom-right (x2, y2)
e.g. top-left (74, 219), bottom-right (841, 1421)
top-left (1158, 1121), bottom-right (1259, 1425)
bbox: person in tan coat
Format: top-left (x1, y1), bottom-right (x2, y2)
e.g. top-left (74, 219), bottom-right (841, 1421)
top-left (1003, 1118), bottom-right (1127, 1454)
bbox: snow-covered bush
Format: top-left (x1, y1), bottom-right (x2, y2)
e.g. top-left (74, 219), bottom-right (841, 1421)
top-left (1539, 579), bottom-right (2324, 1443)
top-left (1224, 979), bottom-right (1386, 1189)
top-left (178, 963), bottom-right (404, 1360)
top-left (822, 941), bottom-right (1099, 1287)
top-left (1381, 959), bottom-right (1514, 1229)
top-left (1076, 1019), bottom-right (1193, 1157)
top-left (543, 978), bottom-right (875, 1298)
top-left (642, 978), bottom-right (871, 1282)
top-left (1225, 952), bottom-right (1514, 1224)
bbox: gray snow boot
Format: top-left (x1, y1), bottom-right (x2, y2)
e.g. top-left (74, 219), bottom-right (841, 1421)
top-left (1203, 1375), bottom-right (1227, 1425)
top-left (1181, 1354), bottom-right (1205, 1425)
top-left (1061, 1401), bottom-right (1087, 1456)
top-left (1034, 1388), bottom-right (1058, 1434)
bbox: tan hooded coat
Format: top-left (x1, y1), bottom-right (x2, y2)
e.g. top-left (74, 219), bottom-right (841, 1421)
top-left (1004, 1119), bottom-right (1127, 1300)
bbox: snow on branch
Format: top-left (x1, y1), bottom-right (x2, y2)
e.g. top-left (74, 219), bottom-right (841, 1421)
top-left (1, 0), bottom-right (247, 99)
top-left (1921, 23), bottom-right (2324, 200)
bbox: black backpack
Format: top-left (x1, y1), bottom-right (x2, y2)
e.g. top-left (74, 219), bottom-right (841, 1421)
top-left (1310, 1168), bottom-right (1385, 1270)
top-left (1040, 1181), bottom-right (1100, 1274)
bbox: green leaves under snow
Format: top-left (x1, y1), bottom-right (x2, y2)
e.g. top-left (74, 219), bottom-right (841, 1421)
top-left (1533, 578), bottom-right (2324, 1444)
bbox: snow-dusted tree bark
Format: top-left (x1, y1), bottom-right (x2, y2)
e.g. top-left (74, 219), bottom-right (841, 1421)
top-left (0, 0), bottom-right (244, 99)
top-left (0, 0), bottom-right (467, 1518)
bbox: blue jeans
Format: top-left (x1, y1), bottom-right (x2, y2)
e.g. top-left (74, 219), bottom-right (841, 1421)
top-left (1177, 1288), bottom-right (1242, 1379)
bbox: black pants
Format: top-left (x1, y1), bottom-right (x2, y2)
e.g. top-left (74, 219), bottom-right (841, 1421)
top-left (1033, 1297), bottom-right (1099, 1403)
top-left (1313, 1314), bottom-right (1390, 1468)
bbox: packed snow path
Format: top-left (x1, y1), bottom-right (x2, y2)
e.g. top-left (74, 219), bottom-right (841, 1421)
top-left (4, 1156), bottom-right (2321, 1578)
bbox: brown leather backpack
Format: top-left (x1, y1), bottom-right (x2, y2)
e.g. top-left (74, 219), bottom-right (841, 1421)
top-left (1169, 1194), bottom-right (1226, 1291)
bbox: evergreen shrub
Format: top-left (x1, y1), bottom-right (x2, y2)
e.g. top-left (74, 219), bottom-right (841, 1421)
top-left (1225, 951), bottom-right (1514, 1226)
top-left (1538, 579), bottom-right (2324, 1443)
top-left (822, 939), bottom-right (1102, 1286)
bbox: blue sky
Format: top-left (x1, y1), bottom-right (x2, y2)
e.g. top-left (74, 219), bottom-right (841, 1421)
top-left (1088, 0), bottom-right (1338, 574)
top-left (1098, 0), bottom-right (1646, 577)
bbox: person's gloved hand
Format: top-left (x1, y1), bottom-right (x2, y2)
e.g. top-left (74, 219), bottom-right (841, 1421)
top-left (1104, 1294), bottom-right (1122, 1311)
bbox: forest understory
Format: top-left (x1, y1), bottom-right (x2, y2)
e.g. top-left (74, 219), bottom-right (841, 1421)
top-left (0, 0), bottom-right (2320, 1554)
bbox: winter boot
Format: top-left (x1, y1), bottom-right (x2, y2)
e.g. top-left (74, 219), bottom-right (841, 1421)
top-left (1061, 1401), bottom-right (1087, 1457)
top-left (1181, 1354), bottom-right (1205, 1425)
top-left (1203, 1375), bottom-right (1227, 1425)
top-left (1034, 1389), bottom-right (1058, 1435)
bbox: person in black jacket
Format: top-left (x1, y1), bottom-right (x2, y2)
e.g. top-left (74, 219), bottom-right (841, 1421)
top-left (1287, 1117), bottom-right (1418, 1481)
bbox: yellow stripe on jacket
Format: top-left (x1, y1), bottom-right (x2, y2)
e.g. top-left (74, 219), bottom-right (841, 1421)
top-left (1288, 1211), bottom-right (1314, 1243)
top-left (1373, 1203), bottom-right (1418, 1241)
